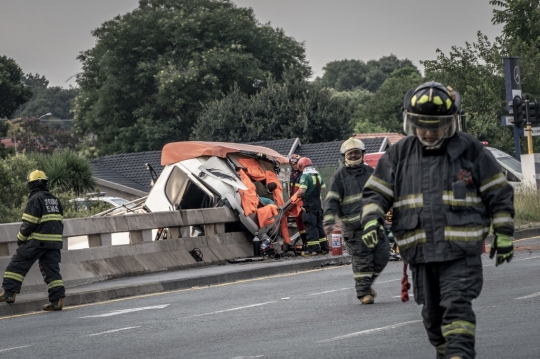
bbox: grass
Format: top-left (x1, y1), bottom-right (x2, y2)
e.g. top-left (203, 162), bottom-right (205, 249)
top-left (514, 188), bottom-right (540, 226)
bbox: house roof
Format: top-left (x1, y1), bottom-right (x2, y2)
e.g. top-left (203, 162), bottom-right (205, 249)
top-left (91, 151), bottom-right (162, 193)
top-left (91, 136), bottom-right (389, 194)
top-left (294, 137), bottom-right (387, 169)
top-left (355, 132), bottom-right (405, 145)
top-left (247, 138), bottom-right (298, 157)
top-left (1, 138), bottom-right (15, 148)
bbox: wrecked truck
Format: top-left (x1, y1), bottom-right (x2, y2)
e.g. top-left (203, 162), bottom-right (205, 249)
top-left (143, 141), bottom-right (300, 257)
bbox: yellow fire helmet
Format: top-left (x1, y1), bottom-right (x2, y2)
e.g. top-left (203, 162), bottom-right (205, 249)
top-left (27, 170), bottom-right (49, 183)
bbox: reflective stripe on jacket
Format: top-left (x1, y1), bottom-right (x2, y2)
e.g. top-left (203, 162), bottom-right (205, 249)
top-left (323, 164), bottom-right (373, 236)
top-left (361, 132), bottom-right (514, 264)
top-left (17, 189), bottom-right (64, 245)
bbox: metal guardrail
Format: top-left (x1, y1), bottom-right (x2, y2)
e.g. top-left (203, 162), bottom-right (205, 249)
top-left (0, 208), bottom-right (238, 257)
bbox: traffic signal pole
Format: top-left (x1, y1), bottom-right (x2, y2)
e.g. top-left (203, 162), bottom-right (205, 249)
top-left (524, 94), bottom-right (534, 154)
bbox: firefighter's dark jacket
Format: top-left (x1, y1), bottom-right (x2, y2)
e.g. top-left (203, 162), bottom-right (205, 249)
top-left (324, 163), bottom-right (374, 237)
top-left (361, 133), bottom-right (514, 264)
top-left (17, 183), bottom-right (64, 249)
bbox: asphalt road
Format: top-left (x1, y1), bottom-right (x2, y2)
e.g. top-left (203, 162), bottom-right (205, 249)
top-left (1, 243), bottom-right (539, 359)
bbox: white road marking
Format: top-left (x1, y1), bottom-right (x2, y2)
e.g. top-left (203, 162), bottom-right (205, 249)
top-left (0, 346), bottom-right (31, 353)
top-left (181, 301), bottom-right (276, 319)
top-left (89, 326), bottom-right (141, 336)
top-left (230, 356), bottom-right (265, 359)
top-left (513, 255), bottom-right (540, 262)
top-left (392, 294), bottom-right (414, 298)
top-left (515, 292), bottom-right (540, 300)
top-left (483, 255), bottom-right (540, 267)
top-left (318, 320), bottom-right (422, 342)
top-left (309, 287), bottom-right (351, 296)
top-left (308, 278), bottom-right (401, 296)
top-left (80, 304), bottom-right (169, 318)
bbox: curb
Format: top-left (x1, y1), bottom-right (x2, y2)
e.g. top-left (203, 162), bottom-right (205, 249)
top-left (0, 255), bottom-right (352, 318)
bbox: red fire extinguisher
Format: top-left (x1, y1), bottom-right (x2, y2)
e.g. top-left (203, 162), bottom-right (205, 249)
top-left (330, 228), bottom-right (343, 256)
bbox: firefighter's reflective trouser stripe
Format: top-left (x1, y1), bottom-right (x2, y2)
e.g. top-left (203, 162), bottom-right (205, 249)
top-left (302, 209), bottom-right (327, 251)
top-left (2, 244), bottom-right (65, 302)
top-left (410, 257), bottom-right (482, 359)
top-left (346, 230), bottom-right (390, 297)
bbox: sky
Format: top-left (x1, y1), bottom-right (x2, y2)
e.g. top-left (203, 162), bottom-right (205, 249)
top-left (0, 0), bottom-right (504, 88)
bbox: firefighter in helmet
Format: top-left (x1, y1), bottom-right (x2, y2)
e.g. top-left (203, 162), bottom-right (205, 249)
top-left (288, 154), bottom-right (308, 249)
top-left (324, 138), bottom-right (389, 304)
top-left (0, 170), bottom-right (66, 311)
top-left (361, 81), bottom-right (514, 358)
top-left (291, 157), bottom-right (328, 256)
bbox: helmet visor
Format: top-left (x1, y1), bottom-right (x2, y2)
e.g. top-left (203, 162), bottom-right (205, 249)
top-left (403, 112), bottom-right (457, 147)
top-left (404, 112), bottom-right (457, 134)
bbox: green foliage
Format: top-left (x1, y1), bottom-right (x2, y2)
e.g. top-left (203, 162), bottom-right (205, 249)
top-left (14, 83), bottom-right (79, 119)
top-left (192, 72), bottom-right (354, 143)
top-left (353, 66), bottom-right (423, 134)
top-left (514, 188), bottom-right (540, 224)
top-left (316, 54), bottom-right (420, 92)
top-left (0, 154), bottom-right (38, 223)
top-left (74, 0), bottom-right (310, 156)
top-left (0, 151), bottom-right (95, 223)
top-left (7, 117), bottom-right (81, 153)
top-left (490, 0), bottom-right (540, 43)
top-left (0, 56), bottom-right (33, 119)
top-left (420, 1), bottom-right (540, 155)
top-left (26, 150), bottom-right (95, 195)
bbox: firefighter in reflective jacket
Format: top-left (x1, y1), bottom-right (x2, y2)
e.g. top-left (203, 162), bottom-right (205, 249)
top-left (324, 138), bottom-right (389, 304)
top-left (361, 82), bottom-right (514, 359)
top-left (291, 157), bottom-right (328, 256)
top-left (289, 154), bottom-right (307, 249)
top-left (0, 170), bottom-right (66, 311)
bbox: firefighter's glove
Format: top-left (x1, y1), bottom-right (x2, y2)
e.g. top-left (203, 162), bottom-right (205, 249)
top-left (489, 234), bottom-right (514, 266)
top-left (17, 239), bottom-right (24, 247)
top-left (362, 219), bottom-right (382, 248)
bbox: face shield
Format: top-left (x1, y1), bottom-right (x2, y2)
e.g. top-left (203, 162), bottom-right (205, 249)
top-left (403, 112), bottom-right (457, 148)
top-left (344, 149), bottom-right (364, 167)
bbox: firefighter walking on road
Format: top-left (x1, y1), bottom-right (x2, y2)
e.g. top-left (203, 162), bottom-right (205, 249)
top-left (323, 138), bottom-right (389, 304)
top-left (361, 82), bottom-right (514, 358)
top-left (0, 170), bottom-right (66, 311)
top-left (291, 157), bottom-right (328, 256)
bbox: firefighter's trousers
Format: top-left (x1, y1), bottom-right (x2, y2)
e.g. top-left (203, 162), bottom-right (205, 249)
top-left (295, 216), bottom-right (307, 247)
top-left (345, 230), bottom-right (389, 297)
top-left (2, 242), bottom-right (65, 302)
top-left (302, 209), bottom-right (327, 250)
top-left (410, 256), bottom-right (483, 359)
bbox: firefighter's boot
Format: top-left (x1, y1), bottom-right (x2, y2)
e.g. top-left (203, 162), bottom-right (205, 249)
top-left (43, 298), bottom-right (63, 311)
top-left (301, 245), bottom-right (321, 257)
top-left (359, 294), bottom-right (375, 305)
top-left (0, 288), bottom-right (16, 304)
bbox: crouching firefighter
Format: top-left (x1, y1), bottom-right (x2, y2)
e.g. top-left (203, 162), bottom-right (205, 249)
top-left (0, 170), bottom-right (66, 311)
top-left (324, 138), bottom-right (389, 304)
top-left (290, 157), bottom-right (328, 256)
top-left (361, 81), bottom-right (514, 358)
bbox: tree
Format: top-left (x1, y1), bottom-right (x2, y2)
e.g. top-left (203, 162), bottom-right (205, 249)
top-left (75, 0), bottom-right (310, 155)
top-left (354, 66), bottom-right (423, 134)
top-left (0, 56), bottom-right (32, 119)
top-left (316, 54), bottom-right (420, 92)
top-left (192, 72), bottom-right (354, 143)
top-left (14, 73), bottom-right (79, 119)
top-left (0, 151), bottom-right (95, 223)
top-left (7, 117), bottom-right (81, 153)
top-left (490, 0), bottom-right (540, 44)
